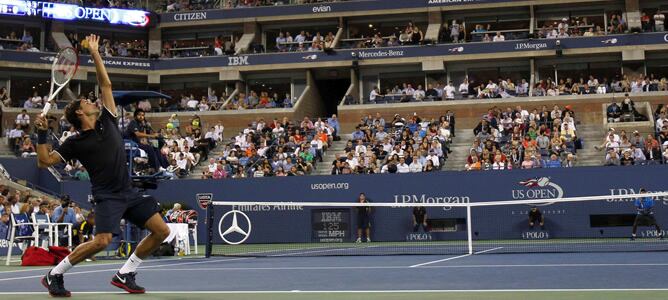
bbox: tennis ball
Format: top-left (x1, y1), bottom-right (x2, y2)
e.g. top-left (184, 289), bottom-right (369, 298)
top-left (166, 123), bottom-right (174, 129)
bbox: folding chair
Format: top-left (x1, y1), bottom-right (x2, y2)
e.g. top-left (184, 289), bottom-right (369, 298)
top-left (33, 213), bottom-right (72, 248)
top-left (5, 213), bottom-right (38, 265)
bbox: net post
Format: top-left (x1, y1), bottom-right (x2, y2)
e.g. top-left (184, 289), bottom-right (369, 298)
top-left (466, 204), bottom-right (473, 255)
top-left (205, 200), bottom-right (213, 258)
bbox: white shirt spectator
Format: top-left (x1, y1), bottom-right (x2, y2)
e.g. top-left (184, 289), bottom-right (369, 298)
top-left (16, 113), bottom-right (30, 126)
top-left (403, 86), bottom-right (415, 96)
top-left (444, 84), bottom-right (456, 100)
top-left (272, 126), bottom-right (285, 136)
top-left (516, 81), bottom-right (529, 95)
top-left (175, 156), bottom-right (189, 170)
top-left (370, 89), bottom-right (380, 102)
top-left (8, 128), bottom-right (23, 138)
top-left (409, 161), bottom-right (423, 173)
top-left (458, 82), bottom-right (469, 95)
top-left (426, 153), bottom-right (440, 167)
top-left (396, 163), bottom-right (410, 173)
top-left (186, 99), bottom-right (199, 110)
top-left (492, 34), bottom-right (505, 42)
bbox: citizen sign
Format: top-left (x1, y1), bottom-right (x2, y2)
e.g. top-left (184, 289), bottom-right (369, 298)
top-left (228, 56), bottom-right (250, 66)
top-left (173, 12), bottom-right (207, 21)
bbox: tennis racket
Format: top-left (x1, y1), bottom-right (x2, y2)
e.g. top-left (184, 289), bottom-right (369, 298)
top-left (41, 47), bottom-right (79, 117)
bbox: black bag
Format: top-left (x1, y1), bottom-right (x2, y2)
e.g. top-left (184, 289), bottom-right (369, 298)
top-left (152, 242), bottom-right (175, 257)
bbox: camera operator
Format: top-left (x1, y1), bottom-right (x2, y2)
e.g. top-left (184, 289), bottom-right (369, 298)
top-left (51, 195), bottom-right (78, 246)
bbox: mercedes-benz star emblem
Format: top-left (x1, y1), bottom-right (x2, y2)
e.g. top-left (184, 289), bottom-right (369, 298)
top-left (218, 210), bottom-right (252, 245)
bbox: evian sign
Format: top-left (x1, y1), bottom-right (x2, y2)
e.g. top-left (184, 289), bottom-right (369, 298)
top-left (512, 177), bottom-right (564, 206)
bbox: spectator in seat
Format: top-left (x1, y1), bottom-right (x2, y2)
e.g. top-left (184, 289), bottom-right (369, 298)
top-left (607, 101), bottom-right (622, 122)
top-left (52, 195), bottom-right (77, 226)
top-left (0, 213), bottom-right (9, 239)
top-left (654, 10), bottom-right (665, 32)
top-left (20, 137), bottom-right (37, 158)
top-left (605, 150), bottom-right (621, 166)
top-left (212, 163), bottom-right (227, 179)
top-left (74, 166), bottom-right (89, 180)
top-left (630, 144), bottom-right (646, 163)
top-left (492, 32), bottom-right (505, 42)
top-left (544, 154), bottom-right (562, 168)
top-left (644, 134), bottom-right (661, 161)
top-left (620, 150), bottom-right (635, 166)
top-left (443, 81), bottom-right (456, 100)
top-left (126, 109), bottom-right (168, 172)
top-left (16, 109), bottom-right (30, 131)
top-left (7, 124), bottom-right (23, 151)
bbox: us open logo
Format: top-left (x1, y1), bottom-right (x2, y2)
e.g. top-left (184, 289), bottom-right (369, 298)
top-left (196, 193), bottom-right (213, 210)
top-left (512, 177), bottom-right (564, 206)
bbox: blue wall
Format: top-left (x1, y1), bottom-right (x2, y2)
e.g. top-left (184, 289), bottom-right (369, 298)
top-left (55, 165), bottom-right (668, 245)
top-left (2, 163), bottom-right (667, 254)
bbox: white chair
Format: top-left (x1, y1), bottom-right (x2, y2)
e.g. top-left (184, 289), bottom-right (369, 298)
top-left (32, 213), bottom-right (72, 249)
top-left (5, 213), bottom-right (38, 266)
top-left (32, 213), bottom-right (54, 248)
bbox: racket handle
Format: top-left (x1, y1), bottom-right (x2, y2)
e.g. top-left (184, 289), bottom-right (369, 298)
top-left (41, 102), bottom-right (52, 117)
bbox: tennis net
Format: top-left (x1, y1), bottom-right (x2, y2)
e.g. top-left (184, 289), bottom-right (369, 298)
top-left (205, 192), bottom-right (668, 257)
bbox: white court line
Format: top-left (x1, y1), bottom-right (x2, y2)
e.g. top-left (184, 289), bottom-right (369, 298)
top-left (1, 288), bottom-right (668, 295)
top-left (0, 256), bottom-right (205, 274)
top-left (409, 247), bottom-right (504, 268)
top-left (268, 247), bottom-right (359, 257)
top-left (0, 257), bottom-right (251, 283)
top-left (139, 262), bottom-right (668, 272)
top-left (409, 254), bottom-right (471, 268)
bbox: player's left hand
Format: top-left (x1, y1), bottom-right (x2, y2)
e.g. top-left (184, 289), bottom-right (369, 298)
top-left (86, 34), bottom-right (100, 53)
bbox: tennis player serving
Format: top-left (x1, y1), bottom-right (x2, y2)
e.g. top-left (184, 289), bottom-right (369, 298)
top-left (35, 34), bottom-right (170, 297)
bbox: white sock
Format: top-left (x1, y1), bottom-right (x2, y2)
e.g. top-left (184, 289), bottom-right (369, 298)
top-left (119, 253), bottom-right (143, 274)
top-left (50, 257), bottom-right (73, 275)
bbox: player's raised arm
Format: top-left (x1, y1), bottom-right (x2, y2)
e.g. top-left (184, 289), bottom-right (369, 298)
top-left (87, 34), bottom-right (117, 116)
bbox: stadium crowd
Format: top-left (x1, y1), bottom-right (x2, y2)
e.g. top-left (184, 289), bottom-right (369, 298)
top-left (332, 111), bottom-right (454, 174)
top-left (200, 115), bottom-right (338, 178)
top-left (363, 74), bottom-right (668, 104)
top-left (465, 104), bottom-right (579, 170)
top-left (599, 99), bottom-right (668, 165)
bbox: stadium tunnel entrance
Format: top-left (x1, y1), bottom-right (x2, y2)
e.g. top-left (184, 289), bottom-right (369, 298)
top-left (313, 69), bottom-right (351, 117)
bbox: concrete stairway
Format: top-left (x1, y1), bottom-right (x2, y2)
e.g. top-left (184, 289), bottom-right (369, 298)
top-left (442, 129), bottom-right (475, 171)
top-left (314, 136), bottom-right (349, 175)
top-left (574, 123), bottom-right (606, 167)
top-left (0, 138), bottom-right (16, 157)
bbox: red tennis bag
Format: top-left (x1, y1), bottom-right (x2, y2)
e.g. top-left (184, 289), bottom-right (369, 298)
top-left (21, 246), bottom-right (71, 266)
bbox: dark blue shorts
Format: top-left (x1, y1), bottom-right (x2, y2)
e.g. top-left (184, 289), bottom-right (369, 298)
top-left (357, 215), bottom-right (371, 229)
top-left (92, 191), bottom-right (161, 235)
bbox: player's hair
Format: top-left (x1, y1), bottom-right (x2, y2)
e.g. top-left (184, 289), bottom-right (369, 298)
top-left (64, 100), bottom-right (82, 130)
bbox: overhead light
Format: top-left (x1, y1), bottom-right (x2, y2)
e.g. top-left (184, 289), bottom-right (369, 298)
top-left (368, 24), bottom-right (373, 28)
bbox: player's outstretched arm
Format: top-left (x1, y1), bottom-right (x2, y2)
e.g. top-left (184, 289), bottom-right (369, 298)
top-left (87, 34), bottom-right (117, 116)
top-left (35, 115), bottom-right (63, 168)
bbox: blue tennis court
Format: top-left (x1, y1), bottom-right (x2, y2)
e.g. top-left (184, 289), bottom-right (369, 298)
top-left (1, 250), bottom-right (667, 299)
